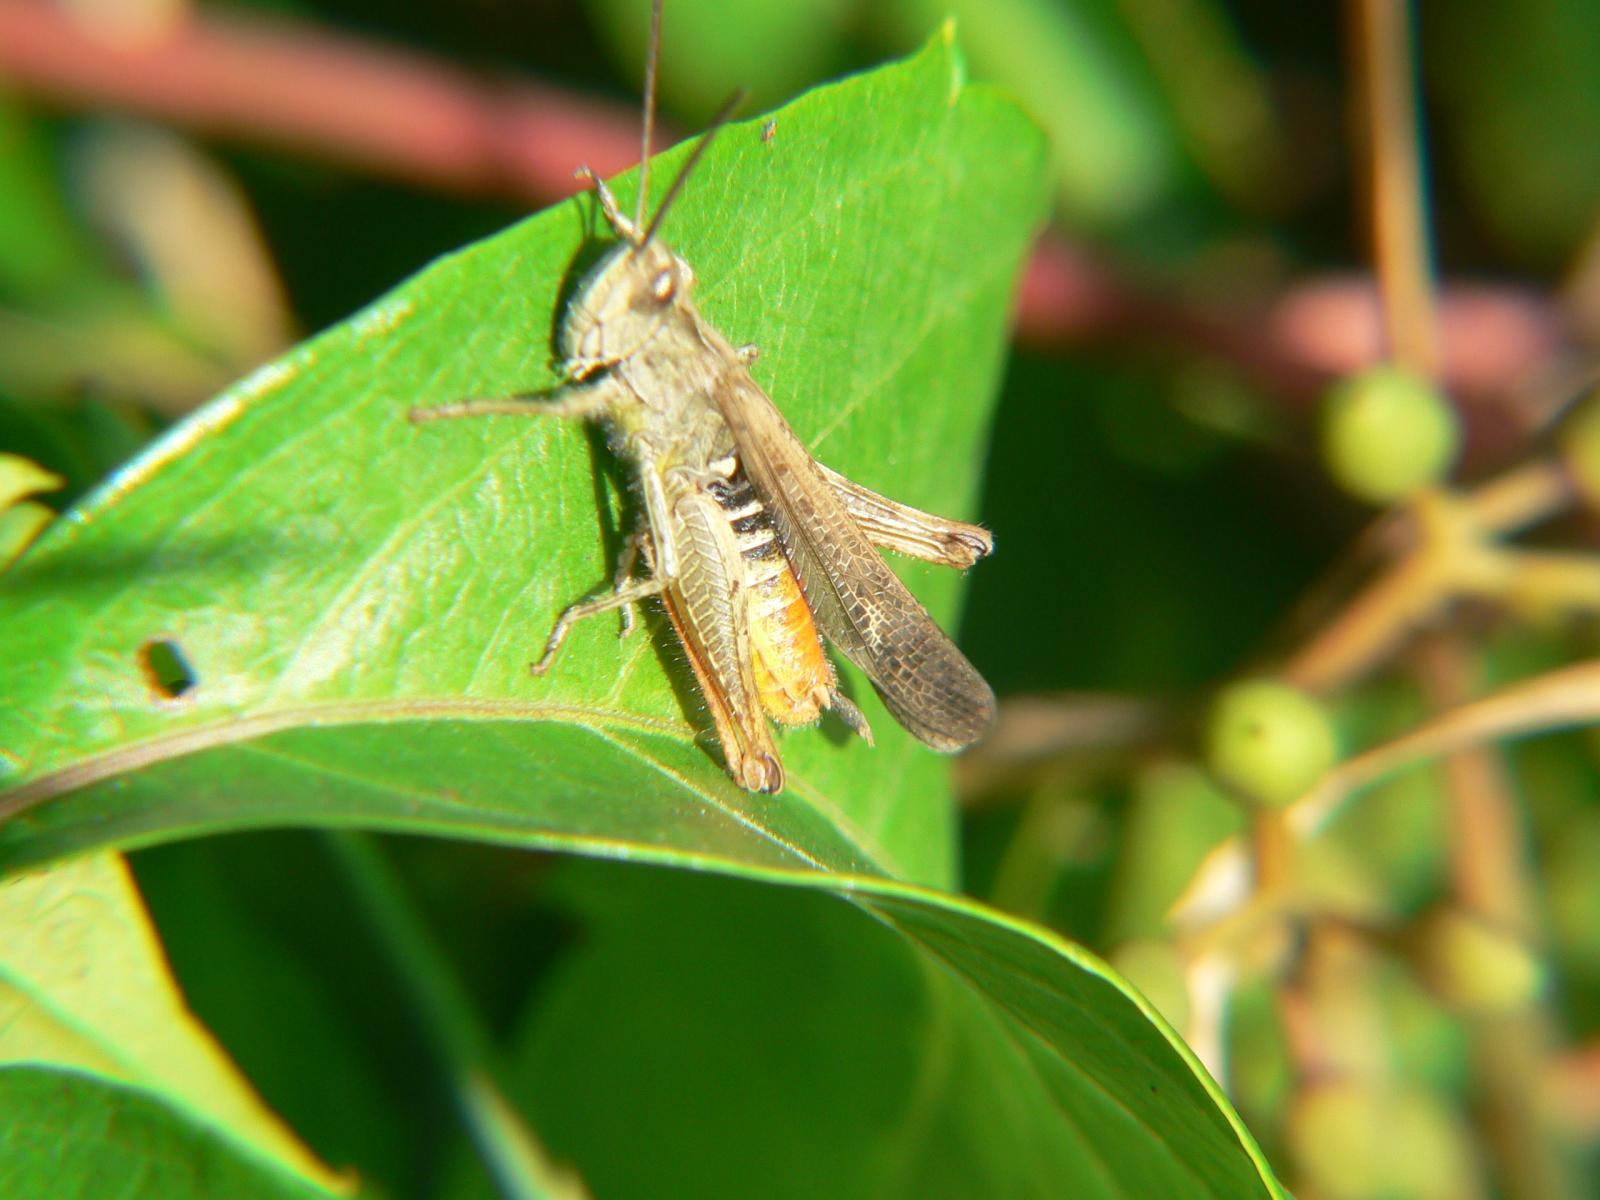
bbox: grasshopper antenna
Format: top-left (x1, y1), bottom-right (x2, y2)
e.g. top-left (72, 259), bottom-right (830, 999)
top-left (641, 87), bottom-right (746, 248)
top-left (635, 0), bottom-right (663, 232)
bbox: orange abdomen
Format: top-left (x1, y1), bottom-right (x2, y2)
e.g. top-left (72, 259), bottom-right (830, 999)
top-left (712, 467), bottom-right (836, 728)
top-left (746, 557), bottom-right (834, 727)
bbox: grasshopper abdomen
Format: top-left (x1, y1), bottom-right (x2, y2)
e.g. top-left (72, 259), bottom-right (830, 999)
top-left (709, 468), bottom-right (841, 732)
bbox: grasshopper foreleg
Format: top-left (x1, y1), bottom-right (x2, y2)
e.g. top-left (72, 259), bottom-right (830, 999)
top-left (407, 375), bottom-right (622, 425)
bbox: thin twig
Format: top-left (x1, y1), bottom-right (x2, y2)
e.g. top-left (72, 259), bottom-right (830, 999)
top-left (1466, 459), bottom-right (1577, 535)
top-left (1415, 638), bottom-right (1535, 928)
top-left (1352, 0), bottom-right (1439, 375)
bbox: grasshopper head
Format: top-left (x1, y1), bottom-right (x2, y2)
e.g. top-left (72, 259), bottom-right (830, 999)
top-left (561, 238), bottom-right (694, 377)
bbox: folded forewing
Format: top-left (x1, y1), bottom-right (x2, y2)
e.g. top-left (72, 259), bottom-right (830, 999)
top-left (716, 376), bottom-right (995, 751)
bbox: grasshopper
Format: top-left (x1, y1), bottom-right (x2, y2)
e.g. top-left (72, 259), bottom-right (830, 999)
top-left (413, 1), bottom-right (995, 792)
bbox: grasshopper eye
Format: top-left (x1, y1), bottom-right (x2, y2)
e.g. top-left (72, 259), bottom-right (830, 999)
top-left (651, 269), bottom-right (676, 303)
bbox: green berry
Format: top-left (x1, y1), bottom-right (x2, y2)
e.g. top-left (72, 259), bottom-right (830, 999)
top-left (1320, 366), bottom-right (1459, 502)
top-left (1420, 909), bottom-right (1544, 1014)
top-left (1205, 680), bottom-right (1338, 806)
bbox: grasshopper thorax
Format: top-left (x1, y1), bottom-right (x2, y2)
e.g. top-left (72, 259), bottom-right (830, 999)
top-left (561, 236), bottom-right (695, 378)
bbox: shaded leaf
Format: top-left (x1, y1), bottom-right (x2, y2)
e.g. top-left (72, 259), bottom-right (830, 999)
top-left (0, 854), bottom-right (335, 1190)
top-left (445, 859), bottom-right (1286, 1200)
top-left (0, 1066), bottom-right (337, 1200)
top-left (1428, 0), bottom-right (1600, 267)
top-left (0, 101), bottom-right (106, 300)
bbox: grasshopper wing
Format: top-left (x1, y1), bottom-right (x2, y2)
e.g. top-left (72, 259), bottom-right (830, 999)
top-left (716, 375), bottom-right (996, 751)
top-left (816, 462), bottom-right (993, 569)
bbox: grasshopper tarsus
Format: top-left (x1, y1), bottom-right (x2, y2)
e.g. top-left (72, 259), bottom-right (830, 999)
top-left (830, 691), bottom-right (875, 746)
top-left (576, 167), bottom-right (640, 242)
top-left (957, 530), bottom-right (994, 563)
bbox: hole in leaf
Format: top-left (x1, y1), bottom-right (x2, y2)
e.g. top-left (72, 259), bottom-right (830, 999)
top-left (139, 638), bottom-right (197, 699)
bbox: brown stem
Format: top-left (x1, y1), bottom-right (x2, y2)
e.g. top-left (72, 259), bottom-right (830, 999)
top-left (1545, 1044), bottom-right (1600, 1137)
top-left (1415, 637), bottom-right (1537, 929)
top-left (1466, 459), bottom-right (1577, 536)
top-left (1350, 0), bottom-right (1439, 377)
top-left (1414, 636), bottom-right (1576, 1200)
top-left (1251, 806), bottom-right (1295, 896)
top-left (1278, 488), bottom-right (1462, 693)
top-left (1013, 236), bottom-right (1330, 401)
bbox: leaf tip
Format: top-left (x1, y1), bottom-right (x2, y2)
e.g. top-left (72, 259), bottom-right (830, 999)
top-left (935, 18), bottom-right (967, 106)
top-left (0, 453), bottom-right (64, 510)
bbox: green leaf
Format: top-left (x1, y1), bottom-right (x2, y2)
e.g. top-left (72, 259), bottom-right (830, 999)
top-left (0, 1066), bottom-right (336, 1200)
top-left (0, 451), bottom-right (62, 514)
top-left (443, 859), bottom-right (1285, 1199)
top-left (0, 33), bottom-right (1286, 1196)
top-left (0, 853), bottom-right (338, 1192)
top-left (0, 501), bottom-right (53, 570)
top-left (0, 30), bottom-right (1041, 888)
top-left (130, 835), bottom-right (441, 1192)
top-left (0, 450), bottom-right (62, 568)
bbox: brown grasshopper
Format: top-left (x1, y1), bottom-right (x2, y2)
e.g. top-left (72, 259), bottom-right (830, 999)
top-left (412, 1), bottom-right (995, 792)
